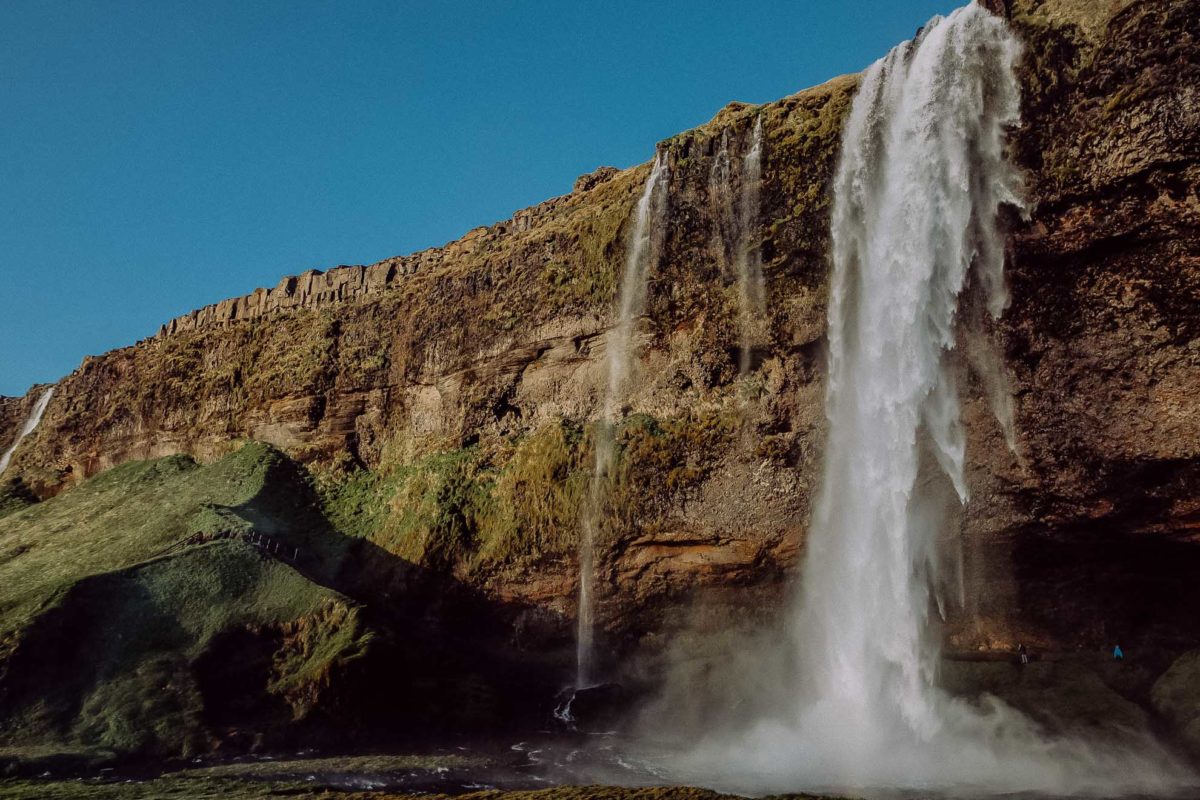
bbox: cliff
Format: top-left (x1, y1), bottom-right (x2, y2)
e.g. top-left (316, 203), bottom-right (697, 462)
top-left (1, 0), bottom-right (1198, 759)
top-left (153, 179), bottom-right (606, 339)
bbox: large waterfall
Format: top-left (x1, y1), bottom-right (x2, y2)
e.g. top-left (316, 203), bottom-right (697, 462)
top-left (577, 152), bottom-right (670, 689)
top-left (663, 5), bottom-right (1188, 794)
top-left (798, 0), bottom-right (1023, 743)
top-left (0, 387), bottom-right (54, 477)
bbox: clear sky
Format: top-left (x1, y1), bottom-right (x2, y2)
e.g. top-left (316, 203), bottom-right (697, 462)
top-left (0, 0), bottom-right (960, 397)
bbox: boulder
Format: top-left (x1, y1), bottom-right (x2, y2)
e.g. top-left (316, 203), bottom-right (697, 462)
top-left (1152, 650), bottom-right (1200, 755)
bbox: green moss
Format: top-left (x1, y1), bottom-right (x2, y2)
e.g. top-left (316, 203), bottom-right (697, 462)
top-left (316, 467), bottom-right (394, 541)
top-left (471, 420), bottom-right (589, 568)
top-left (247, 311), bottom-right (339, 397)
top-left (2, 542), bottom-right (367, 756)
top-left (318, 422), bottom-right (590, 574)
top-left (381, 448), bottom-right (492, 570)
top-left (614, 409), bottom-right (739, 502)
top-left (319, 409), bottom-right (740, 578)
top-left (540, 252), bottom-right (617, 310)
top-left (763, 78), bottom-right (856, 261)
top-left (0, 444), bottom-right (372, 757)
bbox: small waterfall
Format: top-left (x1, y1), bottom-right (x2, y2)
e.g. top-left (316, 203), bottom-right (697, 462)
top-left (577, 152), bottom-right (670, 689)
top-left (708, 118), bottom-right (766, 376)
top-left (708, 130), bottom-right (736, 280)
top-left (735, 116), bottom-right (765, 375)
top-left (0, 387), bottom-right (54, 477)
top-left (670, 5), bottom-right (1188, 793)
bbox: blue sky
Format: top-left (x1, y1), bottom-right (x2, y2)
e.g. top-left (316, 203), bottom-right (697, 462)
top-left (0, 0), bottom-right (959, 396)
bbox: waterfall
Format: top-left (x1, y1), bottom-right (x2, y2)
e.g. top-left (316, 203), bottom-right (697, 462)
top-left (0, 387), bottom-right (54, 477)
top-left (708, 130), bottom-right (736, 281)
top-left (708, 118), bottom-right (766, 376)
top-left (735, 116), bottom-right (765, 375)
top-left (665, 5), bottom-right (1188, 793)
top-left (798, 0), bottom-right (1025, 743)
top-left (577, 152), bottom-right (669, 689)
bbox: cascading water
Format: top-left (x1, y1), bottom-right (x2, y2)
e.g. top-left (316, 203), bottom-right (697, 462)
top-left (663, 5), bottom-right (1190, 794)
top-left (735, 116), bottom-right (765, 376)
top-left (708, 130), bottom-right (736, 279)
top-left (795, 0), bottom-right (1023, 746)
top-left (577, 152), bottom-right (669, 690)
top-left (708, 118), bottom-right (766, 376)
top-left (0, 387), bottom-right (54, 476)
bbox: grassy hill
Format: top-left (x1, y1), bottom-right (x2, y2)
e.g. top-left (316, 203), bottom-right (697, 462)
top-left (0, 442), bottom-right (562, 764)
top-left (0, 444), bottom-right (372, 757)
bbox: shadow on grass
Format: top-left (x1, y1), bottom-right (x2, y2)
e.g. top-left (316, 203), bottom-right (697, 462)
top-left (0, 445), bottom-right (575, 771)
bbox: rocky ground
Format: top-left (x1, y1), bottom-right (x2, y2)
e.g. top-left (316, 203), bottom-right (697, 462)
top-left (0, 782), bottom-right (810, 800)
top-left (0, 749), bottom-right (843, 800)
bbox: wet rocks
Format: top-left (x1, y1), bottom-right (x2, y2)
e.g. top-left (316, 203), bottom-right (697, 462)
top-left (1152, 651), bottom-right (1200, 756)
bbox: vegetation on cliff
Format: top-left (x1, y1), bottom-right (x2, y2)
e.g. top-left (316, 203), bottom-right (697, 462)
top-left (316, 407), bottom-right (743, 584)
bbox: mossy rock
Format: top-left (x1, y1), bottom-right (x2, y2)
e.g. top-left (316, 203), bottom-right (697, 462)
top-left (940, 659), bottom-right (1151, 738)
top-left (1151, 650), bottom-right (1200, 755)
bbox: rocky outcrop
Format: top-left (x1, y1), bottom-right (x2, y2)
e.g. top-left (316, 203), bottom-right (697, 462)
top-left (979, 0), bottom-right (1200, 650)
top-left (0, 388), bottom-right (51, 465)
top-left (1153, 651), bottom-right (1200, 755)
top-left (0, 0), bottom-right (1197, 733)
top-left (156, 169), bottom-right (624, 339)
top-left (0, 397), bottom-right (25, 462)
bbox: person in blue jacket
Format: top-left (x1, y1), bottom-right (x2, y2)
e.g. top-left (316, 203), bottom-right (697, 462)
top-left (1113, 644), bottom-right (1124, 661)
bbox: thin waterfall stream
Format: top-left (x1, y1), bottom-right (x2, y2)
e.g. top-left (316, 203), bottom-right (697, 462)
top-left (735, 115), bottom-right (765, 376)
top-left (0, 387), bottom-right (54, 476)
top-left (576, 152), bottom-right (670, 691)
top-left (708, 118), bottom-right (766, 377)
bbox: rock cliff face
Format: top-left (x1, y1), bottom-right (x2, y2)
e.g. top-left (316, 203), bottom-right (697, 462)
top-left (0, 398), bottom-right (26, 461)
top-left (154, 186), bottom-right (595, 339)
top-left (4, 72), bottom-right (857, 643)
top-left (1, 0), bottom-right (1198, 751)
top-left (980, 0), bottom-right (1200, 651)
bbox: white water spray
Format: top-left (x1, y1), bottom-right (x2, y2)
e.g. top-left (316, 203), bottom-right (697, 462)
top-left (577, 152), bottom-right (670, 689)
top-left (0, 387), bottom-right (53, 477)
top-left (662, 5), bottom-right (1191, 794)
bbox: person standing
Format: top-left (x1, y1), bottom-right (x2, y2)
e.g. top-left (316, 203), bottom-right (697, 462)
top-left (1113, 644), bottom-right (1125, 661)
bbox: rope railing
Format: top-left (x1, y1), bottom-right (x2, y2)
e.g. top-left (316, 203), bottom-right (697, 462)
top-left (152, 528), bottom-right (302, 563)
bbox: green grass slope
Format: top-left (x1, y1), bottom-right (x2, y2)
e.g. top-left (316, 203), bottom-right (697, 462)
top-left (0, 443), bottom-right (346, 639)
top-left (0, 444), bottom-right (371, 757)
